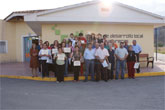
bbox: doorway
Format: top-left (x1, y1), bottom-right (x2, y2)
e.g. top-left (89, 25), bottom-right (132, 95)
top-left (23, 36), bottom-right (39, 62)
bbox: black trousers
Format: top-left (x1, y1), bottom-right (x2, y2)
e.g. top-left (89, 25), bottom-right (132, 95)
top-left (38, 59), bottom-right (41, 72)
top-left (135, 53), bottom-right (140, 73)
top-left (56, 64), bottom-right (65, 82)
top-left (41, 60), bottom-right (49, 77)
top-left (53, 60), bottom-right (57, 77)
top-left (73, 66), bottom-right (80, 81)
top-left (96, 62), bottom-right (108, 81)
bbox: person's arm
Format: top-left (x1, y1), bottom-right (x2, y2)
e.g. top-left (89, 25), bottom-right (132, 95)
top-left (83, 49), bottom-right (87, 60)
top-left (138, 45), bottom-right (142, 53)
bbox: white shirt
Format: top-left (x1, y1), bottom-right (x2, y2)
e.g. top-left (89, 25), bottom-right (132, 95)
top-left (95, 48), bottom-right (109, 59)
top-left (39, 49), bottom-right (51, 60)
top-left (115, 47), bottom-right (128, 59)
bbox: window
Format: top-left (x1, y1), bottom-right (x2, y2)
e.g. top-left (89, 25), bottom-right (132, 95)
top-left (0, 40), bottom-right (8, 53)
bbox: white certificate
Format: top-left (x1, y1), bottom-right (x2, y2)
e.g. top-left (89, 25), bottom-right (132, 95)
top-left (42, 50), bottom-right (48, 55)
top-left (64, 47), bottom-right (71, 53)
top-left (52, 49), bottom-right (58, 54)
top-left (102, 60), bottom-right (108, 68)
top-left (81, 40), bottom-right (85, 44)
top-left (73, 61), bottom-right (81, 66)
top-left (46, 58), bottom-right (53, 64)
top-left (134, 62), bottom-right (140, 69)
top-left (57, 54), bottom-right (65, 60)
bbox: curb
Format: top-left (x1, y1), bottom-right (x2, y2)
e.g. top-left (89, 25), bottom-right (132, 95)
top-left (0, 72), bottom-right (165, 82)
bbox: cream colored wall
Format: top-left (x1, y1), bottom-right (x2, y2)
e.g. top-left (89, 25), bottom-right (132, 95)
top-left (42, 23), bottom-right (154, 56)
top-left (15, 22), bottom-right (35, 62)
top-left (0, 20), bottom-right (16, 63)
top-left (0, 20), bottom-right (35, 63)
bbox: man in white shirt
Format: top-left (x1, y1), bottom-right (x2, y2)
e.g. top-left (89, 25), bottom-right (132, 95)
top-left (95, 43), bottom-right (109, 82)
top-left (115, 42), bottom-right (128, 80)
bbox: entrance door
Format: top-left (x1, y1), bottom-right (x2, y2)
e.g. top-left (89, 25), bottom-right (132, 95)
top-left (24, 36), bottom-right (39, 62)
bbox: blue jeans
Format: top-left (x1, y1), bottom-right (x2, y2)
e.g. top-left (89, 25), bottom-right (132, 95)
top-left (85, 60), bottom-right (95, 81)
top-left (116, 60), bottom-right (126, 79)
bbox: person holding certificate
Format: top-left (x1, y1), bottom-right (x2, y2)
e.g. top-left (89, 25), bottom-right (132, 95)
top-left (39, 43), bottom-right (51, 78)
top-left (70, 45), bottom-right (82, 81)
top-left (55, 47), bottom-right (66, 83)
top-left (95, 43), bottom-right (109, 82)
top-left (127, 45), bottom-right (136, 79)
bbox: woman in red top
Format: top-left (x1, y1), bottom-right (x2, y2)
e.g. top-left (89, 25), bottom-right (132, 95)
top-left (30, 43), bottom-right (39, 77)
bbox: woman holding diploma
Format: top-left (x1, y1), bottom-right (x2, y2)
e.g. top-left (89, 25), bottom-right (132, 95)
top-left (55, 47), bottom-right (66, 83)
top-left (30, 43), bottom-right (39, 77)
top-left (127, 45), bottom-right (136, 79)
top-left (70, 46), bottom-right (82, 81)
top-left (39, 43), bottom-right (51, 77)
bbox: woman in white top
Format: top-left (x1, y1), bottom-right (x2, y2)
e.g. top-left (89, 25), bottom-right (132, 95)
top-left (55, 46), bottom-right (66, 83)
top-left (39, 43), bottom-right (51, 78)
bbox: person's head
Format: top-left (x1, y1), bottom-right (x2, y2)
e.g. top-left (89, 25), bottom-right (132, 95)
top-left (132, 40), bottom-right (137, 45)
top-left (44, 41), bottom-right (49, 47)
top-left (74, 36), bottom-right (78, 40)
top-left (95, 42), bottom-right (99, 49)
top-left (62, 42), bottom-right (66, 47)
top-left (62, 39), bottom-right (67, 43)
top-left (32, 43), bottom-right (36, 49)
top-left (79, 33), bottom-right (83, 37)
top-left (54, 40), bottom-right (59, 47)
top-left (109, 43), bottom-right (113, 50)
top-left (88, 43), bottom-right (92, 49)
top-left (91, 33), bottom-right (95, 38)
top-left (110, 39), bottom-right (115, 44)
top-left (120, 42), bottom-right (125, 48)
top-left (68, 41), bottom-right (72, 47)
top-left (103, 34), bottom-right (107, 40)
top-left (97, 33), bottom-right (102, 39)
top-left (39, 40), bottom-right (43, 44)
top-left (70, 33), bottom-right (74, 38)
top-left (124, 40), bottom-right (128, 45)
top-left (74, 45), bottom-right (79, 52)
top-left (43, 43), bottom-right (47, 49)
top-left (100, 43), bottom-right (104, 49)
top-left (58, 47), bottom-right (63, 53)
top-left (128, 45), bottom-right (133, 51)
top-left (40, 44), bottom-right (43, 49)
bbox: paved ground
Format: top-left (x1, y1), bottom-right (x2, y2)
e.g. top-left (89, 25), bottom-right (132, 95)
top-left (0, 76), bottom-right (164, 110)
top-left (154, 53), bottom-right (165, 62)
top-left (0, 60), bottom-right (165, 77)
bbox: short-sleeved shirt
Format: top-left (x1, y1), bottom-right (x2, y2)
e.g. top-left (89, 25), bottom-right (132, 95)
top-left (132, 44), bottom-right (142, 54)
top-left (39, 49), bottom-right (51, 60)
top-left (115, 47), bottom-right (128, 59)
top-left (84, 48), bottom-right (95, 60)
top-left (56, 53), bottom-right (66, 65)
top-left (95, 48), bottom-right (109, 59)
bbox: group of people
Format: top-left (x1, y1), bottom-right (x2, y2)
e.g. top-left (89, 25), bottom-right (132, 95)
top-left (30, 33), bottom-right (142, 83)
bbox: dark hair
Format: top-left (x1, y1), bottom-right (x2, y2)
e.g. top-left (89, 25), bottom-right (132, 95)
top-left (70, 33), bottom-right (74, 36)
top-left (79, 33), bottom-right (83, 36)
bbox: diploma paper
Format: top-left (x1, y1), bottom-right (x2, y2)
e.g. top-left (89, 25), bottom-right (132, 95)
top-left (52, 49), bottom-right (58, 54)
top-left (73, 61), bottom-right (81, 66)
top-left (81, 40), bottom-right (85, 44)
top-left (57, 54), bottom-right (65, 60)
top-left (46, 58), bottom-right (53, 64)
top-left (42, 50), bottom-right (48, 55)
top-left (102, 60), bottom-right (108, 68)
top-left (64, 47), bottom-right (71, 53)
top-left (134, 62), bottom-right (140, 69)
